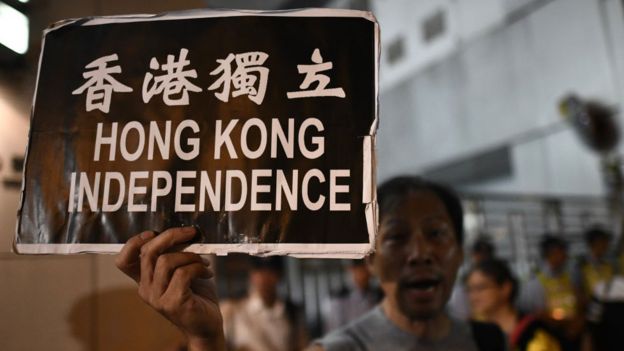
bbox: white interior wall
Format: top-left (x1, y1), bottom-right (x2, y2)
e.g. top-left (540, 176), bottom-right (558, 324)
top-left (376, 0), bottom-right (624, 197)
top-left (0, 86), bottom-right (29, 252)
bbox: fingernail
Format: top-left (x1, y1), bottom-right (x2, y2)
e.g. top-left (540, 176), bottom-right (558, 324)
top-left (200, 255), bottom-right (212, 266)
top-left (140, 231), bottom-right (155, 240)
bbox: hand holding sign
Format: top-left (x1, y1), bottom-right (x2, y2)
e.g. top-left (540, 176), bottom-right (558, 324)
top-left (115, 227), bottom-right (225, 351)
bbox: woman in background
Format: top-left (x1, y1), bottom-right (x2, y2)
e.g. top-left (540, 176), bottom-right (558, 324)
top-left (466, 258), bottom-right (565, 351)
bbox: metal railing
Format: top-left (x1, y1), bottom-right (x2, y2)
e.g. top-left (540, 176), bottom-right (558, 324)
top-left (214, 192), bottom-right (616, 337)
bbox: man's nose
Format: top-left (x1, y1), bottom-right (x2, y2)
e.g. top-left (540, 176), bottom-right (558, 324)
top-left (405, 232), bottom-right (434, 265)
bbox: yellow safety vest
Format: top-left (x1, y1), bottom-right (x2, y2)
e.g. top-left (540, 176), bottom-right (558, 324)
top-left (524, 330), bottom-right (562, 351)
top-left (581, 261), bottom-right (613, 297)
top-left (536, 271), bottom-right (577, 320)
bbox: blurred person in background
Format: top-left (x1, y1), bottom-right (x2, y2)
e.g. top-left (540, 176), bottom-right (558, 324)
top-left (220, 256), bottom-right (308, 351)
top-left (574, 226), bottom-right (614, 303)
top-left (518, 234), bottom-right (583, 351)
top-left (321, 259), bottom-right (382, 333)
top-left (470, 237), bottom-right (496, 264)
top-left (583, 229), bottom-right (624, 351)
top-left (619, 246), bottom-right (624, 275)
top-left (115, 176), bottom-right (507, 351)
top-left (447, 236), bottom-right (497, 320)
top-left (585, 266), bottom-right (624, 351)
top-left (616, 241), bottom-right (624, 281)
top-left (467, 258), bottom-right (566, 351)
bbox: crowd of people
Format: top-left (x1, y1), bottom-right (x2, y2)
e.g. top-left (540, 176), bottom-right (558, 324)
top-left (115, 175), bottom-right (624, 351)
top-left (451, 226), bottom-right (624, 351)
top-left (464, 227), bottom-right (624, 351)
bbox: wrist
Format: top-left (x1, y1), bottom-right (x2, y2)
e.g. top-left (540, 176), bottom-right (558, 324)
top-left (187, 333), bottom-right (226, 351)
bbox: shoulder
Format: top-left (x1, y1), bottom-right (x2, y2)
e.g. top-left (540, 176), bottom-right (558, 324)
top-left (304, 345), bottom-right (326, 351)
top-left (575, 256), bottom-right (589, 269)
top-left (313, 308), bottom-right (381, 351)
top-left (468, 320), bottom-right (507, 351)
top-left (313, 329), bottom-right (363, 351)
top-left (518, 276), bottom-right (546, 301)
top-left (523, 276), bottom-right (546, 297)
top-left (220, 297), bottom-right (247, 318)
top-left (525, 274), bottom-right (542, 286)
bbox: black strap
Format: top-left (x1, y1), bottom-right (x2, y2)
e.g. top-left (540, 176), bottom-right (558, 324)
top-left (469, 320), bottom-right (507, 351)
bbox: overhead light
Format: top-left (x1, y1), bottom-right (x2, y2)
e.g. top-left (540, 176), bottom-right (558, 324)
top-left (0, 2), bottom-right (29, 55)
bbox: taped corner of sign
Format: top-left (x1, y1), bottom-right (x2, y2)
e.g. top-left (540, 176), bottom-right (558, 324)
top-left (11, 238), bottom-right (20, 254)
top-left (358, 11), bottom-right (378, 24)
top-left (362, 135), bottom-right (376, 204)
top-left (362, 134), bottom-right (378, 258)
top-left (365, 199), bottom-right (378, 256)
top-left (13, 215), bottom-right (22, 255)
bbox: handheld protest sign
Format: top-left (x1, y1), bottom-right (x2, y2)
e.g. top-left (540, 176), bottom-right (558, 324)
top-left (15, 9), bottom-right (378, 258)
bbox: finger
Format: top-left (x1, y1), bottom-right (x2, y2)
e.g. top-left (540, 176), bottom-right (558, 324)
top-left (139, 226), bottom-right (197, 287)
top-left (161, 262), bottom-right (213, 305)
top-left (191, 275), bottom-right (219, 303)
top-left (153, 252), bottom-right (204, 298)
top-left (115, 231), bottom-right (156, 282)
top-left (193, 255), bottom-right (217, 299)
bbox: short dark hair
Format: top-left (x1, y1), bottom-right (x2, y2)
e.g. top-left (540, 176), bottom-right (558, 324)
top-left (377, 176), bottom-right (464, 244)
top-left (472, 236), bottom-right (495, 257)
top-left (249, 256), bottom-right (284, 274)
top-left (349, 259), bottom-right (367, 267)
top-left (584, 225), bottom-right (611, 245)
top-left (540, 234), bottom-right (567, 258)
top-left (470, 258), bottom-right (519, 302)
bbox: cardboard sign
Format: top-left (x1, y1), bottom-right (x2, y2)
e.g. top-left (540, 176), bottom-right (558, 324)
top-left (15, 9), bottom-right (378, 257)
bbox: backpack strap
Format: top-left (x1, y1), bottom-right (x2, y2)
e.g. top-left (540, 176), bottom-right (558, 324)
top-left (469, 320), bottom-right (507, 351)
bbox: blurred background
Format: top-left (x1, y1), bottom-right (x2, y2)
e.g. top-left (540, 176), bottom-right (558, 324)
top-left (1, 0), bottom-right (624, 350)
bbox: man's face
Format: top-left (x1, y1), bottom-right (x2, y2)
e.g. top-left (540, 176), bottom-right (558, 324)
top-left (546, 246), bottom-right (567, 271)
top-left (370, 191), bottom-right (463, 321)
top-left (250, 269), bottom-right (280, 301)
top-left (590, 237), bottom-right (610, 259)
top-left (350, 264), bottom-right (372, 291)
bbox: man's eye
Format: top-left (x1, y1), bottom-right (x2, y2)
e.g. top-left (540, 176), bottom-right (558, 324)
top-left (427, 228), bottom-right (447, 239)
top-left (384, 232), bottom-right (407, 243)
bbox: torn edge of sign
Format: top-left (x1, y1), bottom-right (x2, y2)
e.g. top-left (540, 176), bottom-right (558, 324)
top-left (15, 9), bottom-right (380, 259)
top-left (14, 243), bottom-right (372, 259)
top-left (43, 8), bottom-right (377, 33)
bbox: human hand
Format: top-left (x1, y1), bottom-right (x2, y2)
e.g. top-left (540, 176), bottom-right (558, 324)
top-left (115, 227), bottom-right (225, 351)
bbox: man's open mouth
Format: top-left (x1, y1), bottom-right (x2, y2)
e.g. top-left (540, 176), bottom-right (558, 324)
top-left (401, 278), bottom-right (441, 293)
